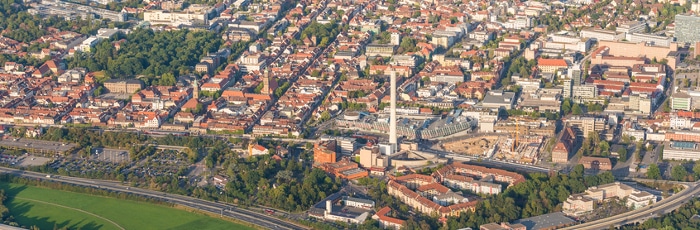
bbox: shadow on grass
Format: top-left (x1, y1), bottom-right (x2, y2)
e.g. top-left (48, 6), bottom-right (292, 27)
top-left (1, 184), bottom-right (106, 230)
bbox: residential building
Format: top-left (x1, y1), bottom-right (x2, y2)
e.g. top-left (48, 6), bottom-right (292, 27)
top-left (373, 207), bottom-right (404, 230)
top-left (248, 144), bottom-right (269, 156)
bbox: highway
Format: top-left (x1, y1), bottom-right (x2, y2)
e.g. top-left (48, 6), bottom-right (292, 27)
top-left (0, 167), bottom-right (308, 230)
top-left (561, 182), bottom-right (700, 230)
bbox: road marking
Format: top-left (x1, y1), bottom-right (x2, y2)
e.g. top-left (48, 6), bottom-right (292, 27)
top-left (12, 197), bottom-right (125, 230)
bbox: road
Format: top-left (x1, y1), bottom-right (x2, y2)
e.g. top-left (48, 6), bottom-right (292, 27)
top-left (0, 167), bottom-right (307, 230)
top-left (561, 182), bottom-right (700, 229)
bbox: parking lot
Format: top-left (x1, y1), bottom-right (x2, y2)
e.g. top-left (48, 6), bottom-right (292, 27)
top-left (92, 148), bottom-right (130, 163)
top-left (132, 149), bottom-right (190, 178)
top-left (0, 138), bottom-right (76, 155)
top-left (17, 155), bottom-right (52, 166)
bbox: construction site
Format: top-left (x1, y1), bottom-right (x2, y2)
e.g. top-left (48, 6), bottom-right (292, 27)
top-left (442, 119), bottom-right (546, 164)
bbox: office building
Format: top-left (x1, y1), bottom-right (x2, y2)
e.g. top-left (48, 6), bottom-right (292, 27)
top-left (675, 14), bottom-right (700, 44)
top-left (580, 29), bottom-right (625, 41)
top-left (565, 116), bottom-right (606, 138)
top-left (625, 33), bottom-right (674, 47)
top-left (664, 141), bottom-right (700, 161)
top-left (572, 85), bottom-right (597, 99)
top-left (616, 21), bottom-right (646, 34)
top-left (359, 145), bottom-right (388, 170)
top-left (672, 92), bottom-right (692, 111)
top-left (314, 140), bottom-right (338, 165)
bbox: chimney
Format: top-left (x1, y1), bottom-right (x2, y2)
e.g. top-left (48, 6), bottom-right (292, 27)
top-left (326, 200), bottom-right (332, 214)
top-left (389, 67), bottom-right (398, 151)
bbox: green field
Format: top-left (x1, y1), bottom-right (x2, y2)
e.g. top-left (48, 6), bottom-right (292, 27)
top-left (0, 183), bottom-right (255, 230)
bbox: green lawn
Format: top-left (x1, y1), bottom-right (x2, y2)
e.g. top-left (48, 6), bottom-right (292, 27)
top-left (0, 183), bottom-right (254, 230)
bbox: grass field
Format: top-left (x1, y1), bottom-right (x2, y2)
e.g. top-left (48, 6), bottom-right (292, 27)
top-left (0, 182), bottom-right (255, 230)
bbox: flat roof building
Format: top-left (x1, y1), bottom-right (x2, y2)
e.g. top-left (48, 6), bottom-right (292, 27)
top-left (675, 14), bottom-right (700, 44)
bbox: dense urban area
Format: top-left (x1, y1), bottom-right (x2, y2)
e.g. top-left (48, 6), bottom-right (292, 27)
top-left (4, 0), bottom-right (700, 229)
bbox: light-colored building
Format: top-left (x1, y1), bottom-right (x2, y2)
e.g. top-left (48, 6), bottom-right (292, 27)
top-left (626, 33), bottom-right (674, 47)
top-left (675, 14), bottom-right (700, 44)
top-left (580, 29), bottom-right (625, 41)
top-left (77, 36), bottom-right (101, 52)
top-left (103, 79), bottom-right (143, 94)
top-left (365, 44), bottom-right (396, 57)
top-left (482, 90), bottom-right (516, 110)
top-left (143, 8), bottom-right (211, 26)
top-left (563, 182), bottom-right (656, 216)
top-left (616, 21), bottom-right (646, 34)
top-left (572, 85), bottom-right (598, 99)
top-left (565, 116), bottom-right (606, 138)
top-left (663, 141), bottom-right (700, 161)
top-left (672, 92), bottom-right (692, 111)
top-left (537, 58), bottom-right (569, 73)
top-left (248, 144), bottom-right (269, 156)
top-left (359, 145), bottom-right (388, 170)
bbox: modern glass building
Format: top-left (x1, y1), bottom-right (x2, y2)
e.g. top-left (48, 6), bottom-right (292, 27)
top-left (675, 14), bottom-right (700, 44)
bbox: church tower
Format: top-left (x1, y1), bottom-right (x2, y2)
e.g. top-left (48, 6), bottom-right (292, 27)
top-left (193, 77), bottom-right (200, 100)
top-left (262, 68), bottom-right (270, 95)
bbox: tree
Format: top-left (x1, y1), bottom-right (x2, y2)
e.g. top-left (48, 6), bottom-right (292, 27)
top-left (693, 162), bottom-right (700, 177)
top-left (571, 164), bottom-right (584, 179)
top-left (320, 111), bottom-right (330, 122)
top-left (254, 83), bottom-right (264, 93)
top-left (671, 165), bottom-right (688, 181)
top-left (158, 73), bottom-right (177, 86)
top-left (647, 163), bottom-right (661, 180)
top-left (618, 148), bottom-right (628, 162)
top-left (421, 76), bottom-right (431, 86)
top-left (399, 37), bottom-right (417, 53)
top-left (93, 86), bottom-right (105, 97)
top-left (598, 141), bottom-right (610, 155)
top-left (562, 99), bottom-right (571, 114)
top-left (572, 103), bottom-right (583, 115)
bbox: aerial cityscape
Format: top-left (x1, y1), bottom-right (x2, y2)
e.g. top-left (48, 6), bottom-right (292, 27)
top-left (3, 0), bottom-right (700, 229)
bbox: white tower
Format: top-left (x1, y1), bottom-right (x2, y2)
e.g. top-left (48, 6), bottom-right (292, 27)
top-left (390, 32), bottom-right (401, 46)
top-left (389, 67), bottom-right (398, 151)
